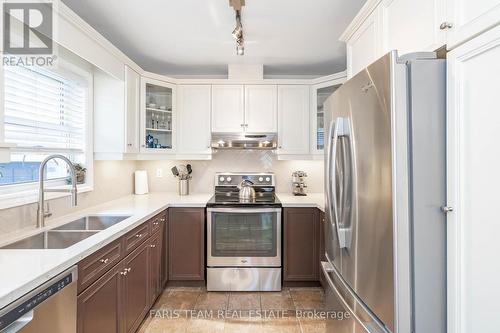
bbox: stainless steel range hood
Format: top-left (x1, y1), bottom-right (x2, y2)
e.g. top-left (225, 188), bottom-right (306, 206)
top-left (211, 133), bottom-right (277, 150)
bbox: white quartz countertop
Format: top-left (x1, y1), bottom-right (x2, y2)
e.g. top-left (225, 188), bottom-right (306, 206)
top-left (276, 193), bottom-right (325, 212)
top-left (0, 191), bottom-right (325, 309)
top-left (0, 192), bottom-right (211, 309)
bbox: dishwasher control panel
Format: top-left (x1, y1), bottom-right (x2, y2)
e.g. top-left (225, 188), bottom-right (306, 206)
top-left (0, 268), bottom-right (76, 331)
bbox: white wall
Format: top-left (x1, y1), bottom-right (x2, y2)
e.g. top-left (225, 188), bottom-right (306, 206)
top-left (137, 151), bottom-right (324, 194)
top-left (0, 160), bottom-right (137, 237)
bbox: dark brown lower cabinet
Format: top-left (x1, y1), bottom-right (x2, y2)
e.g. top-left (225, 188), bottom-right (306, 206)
top-left (283, 207), bottom-right (320, 282)
top-left (77, 263), bottom-right (123, 333)
top-left (168, 208), bottom-right (205, 281)
top-left (123, 242), bottom-right (150, 333)
top-left (77, 210), bottom-right (167, 333)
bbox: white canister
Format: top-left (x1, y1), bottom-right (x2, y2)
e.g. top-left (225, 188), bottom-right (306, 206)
top-left (134, 170), bottom-right (149, 195)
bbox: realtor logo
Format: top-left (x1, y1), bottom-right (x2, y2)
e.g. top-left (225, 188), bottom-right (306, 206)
top-left (4, 2), bottom-right (53, 54)
top-left (2, 1), bottom-right (56, 66)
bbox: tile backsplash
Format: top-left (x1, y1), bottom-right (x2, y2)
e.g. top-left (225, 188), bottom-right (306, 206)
top-left (0, 152), bottom-right (324, 238)
top-left (137, 150), bottom-right (324, 194)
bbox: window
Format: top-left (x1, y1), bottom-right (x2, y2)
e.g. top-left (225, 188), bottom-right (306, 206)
top-left (0, 64), bottom-right (89, 187)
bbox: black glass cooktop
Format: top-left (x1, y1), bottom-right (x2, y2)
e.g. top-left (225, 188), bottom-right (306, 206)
top-left (206, 192), bottom-right (282, 208)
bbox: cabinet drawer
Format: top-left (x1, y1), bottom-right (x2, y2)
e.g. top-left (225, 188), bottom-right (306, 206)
top-left (151, 213), bottom-right (165, 233)
top-left (78, 239), bottom-right (123, 293)
top-left (124, 222), bottom-right (150, 255)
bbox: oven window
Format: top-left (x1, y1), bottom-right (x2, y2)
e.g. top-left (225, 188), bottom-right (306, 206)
top-left (211, 212), bottom-right (277, 257)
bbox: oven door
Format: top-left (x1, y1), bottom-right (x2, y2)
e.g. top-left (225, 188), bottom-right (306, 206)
top-left (207, 207), bottom-right (281, 267)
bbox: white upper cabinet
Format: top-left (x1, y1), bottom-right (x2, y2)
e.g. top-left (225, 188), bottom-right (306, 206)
top-left (211, 84), bottom-right (278, 133)
top-left (277, 85), bottom-right (310, 156)
top-left (177, 85), bottom-right (212, 157)
top-left (446, 26), bottom-right (500, 333)
top-left (446, 0), bottom-right (500, 48)
top-left (211, 85), bottom-right (245, 133)
top-left (344, 7), bottom-right (381, 78)
top-left (381, 0), bottom-right (446, 54)
top-left (140, 77), bottom-right (176, 153)
top-left (310, 81), bottom-right (343, 156)
top-left (94, 67), bottom-right (128, 158)
top-left (342, 0), bottom-right (500, 72)
top-left (125, 66), bottom-right (140, 154)
top-left (244, 85), bottom-right (278, 133)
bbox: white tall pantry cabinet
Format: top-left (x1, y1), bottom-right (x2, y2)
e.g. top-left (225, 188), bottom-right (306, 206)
top-left (446, 25), bottom-right (500, 333)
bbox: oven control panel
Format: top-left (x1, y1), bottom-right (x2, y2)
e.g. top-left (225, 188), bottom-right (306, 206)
top-left (214, 173), bottom-right (275, 187)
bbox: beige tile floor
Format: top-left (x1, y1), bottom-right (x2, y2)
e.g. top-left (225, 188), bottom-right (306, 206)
top-left (137, 287), bottom-right (330, 333)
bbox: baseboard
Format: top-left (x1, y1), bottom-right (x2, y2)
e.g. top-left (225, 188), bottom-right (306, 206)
top-left (166, 280), bottom-right (205, 288)
top-left (283, 281), bottom-right (321, 287)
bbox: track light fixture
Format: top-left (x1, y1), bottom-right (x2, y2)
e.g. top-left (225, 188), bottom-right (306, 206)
top-left (232, 17), bottom-right (242, 40)
top-left (229, 0), bottom-right (245, 56)
top-left (233, 11), bottom-right (244, 55)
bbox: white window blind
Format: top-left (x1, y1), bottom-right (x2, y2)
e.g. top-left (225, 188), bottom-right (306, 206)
top-left (4, 65), bottom-right (86, 152)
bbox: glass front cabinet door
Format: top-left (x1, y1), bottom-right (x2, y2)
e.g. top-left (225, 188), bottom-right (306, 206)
top-left (140, 77), bottom-right (176, 153)
top-left (311, 81), bottom-right (343, 156)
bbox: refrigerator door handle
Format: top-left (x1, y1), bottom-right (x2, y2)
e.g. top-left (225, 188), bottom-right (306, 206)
top-left (330, 117), bottom-right (348, 249)
top-left (339, 119), bottom-right (354, 249)
top-left (325, 120), bottom-right (336, 230)
top-left (325, 119), bottom-right (342, 259)
top-left (326, 119), bottom-right (341, 248)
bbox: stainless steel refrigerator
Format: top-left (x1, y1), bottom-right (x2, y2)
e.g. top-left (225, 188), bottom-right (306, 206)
top-left (321, 51), bottom-right (446, 333)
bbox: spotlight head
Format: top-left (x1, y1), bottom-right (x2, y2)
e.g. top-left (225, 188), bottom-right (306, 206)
top-left (236, 44), bottom-right (244, 56)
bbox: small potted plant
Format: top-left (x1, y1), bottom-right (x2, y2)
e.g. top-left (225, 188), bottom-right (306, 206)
top-left (67, 163), bottom-right (87, 185)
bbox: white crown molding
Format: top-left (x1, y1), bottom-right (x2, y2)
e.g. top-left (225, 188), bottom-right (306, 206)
top-left (339, 0), bottom-right (382, 42)
top-left (170, 74), bottom-right (229, 80)
top-left (141, 70), bottom-right (179, 84)
top-left (310, 71), bottom-right (347, 85)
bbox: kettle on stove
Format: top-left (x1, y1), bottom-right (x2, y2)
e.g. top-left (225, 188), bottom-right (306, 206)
top-left (238, 179), bottom-right (256, 200)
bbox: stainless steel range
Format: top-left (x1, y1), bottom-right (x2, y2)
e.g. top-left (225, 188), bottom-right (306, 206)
top-left (206, 172), bottom-right (282, 292)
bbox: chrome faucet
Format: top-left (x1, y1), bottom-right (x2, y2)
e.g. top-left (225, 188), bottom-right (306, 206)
top-left (37, 155), bottom-right (78, 228)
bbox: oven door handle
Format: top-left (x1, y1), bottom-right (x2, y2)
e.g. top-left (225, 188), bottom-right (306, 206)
top-left (207, 207), bottom-right (282, 214)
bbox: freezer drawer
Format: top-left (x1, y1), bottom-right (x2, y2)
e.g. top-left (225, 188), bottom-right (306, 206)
top-left (321, 261), bottom-right (390, 333)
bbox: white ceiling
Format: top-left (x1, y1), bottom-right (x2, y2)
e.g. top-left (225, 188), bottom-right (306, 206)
top-left (61, 0), bottom-right (366, 77)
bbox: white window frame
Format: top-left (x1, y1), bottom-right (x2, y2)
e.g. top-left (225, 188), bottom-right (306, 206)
top-left (0, 58), bottom-right (94, 210)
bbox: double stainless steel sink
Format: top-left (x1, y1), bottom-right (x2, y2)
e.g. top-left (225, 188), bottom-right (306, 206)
top-left (1, 215), bottom-right (131, 250)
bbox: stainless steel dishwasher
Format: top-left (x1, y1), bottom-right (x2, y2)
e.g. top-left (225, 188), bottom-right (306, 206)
top-left (0, 266), bottom-right (77, 333)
